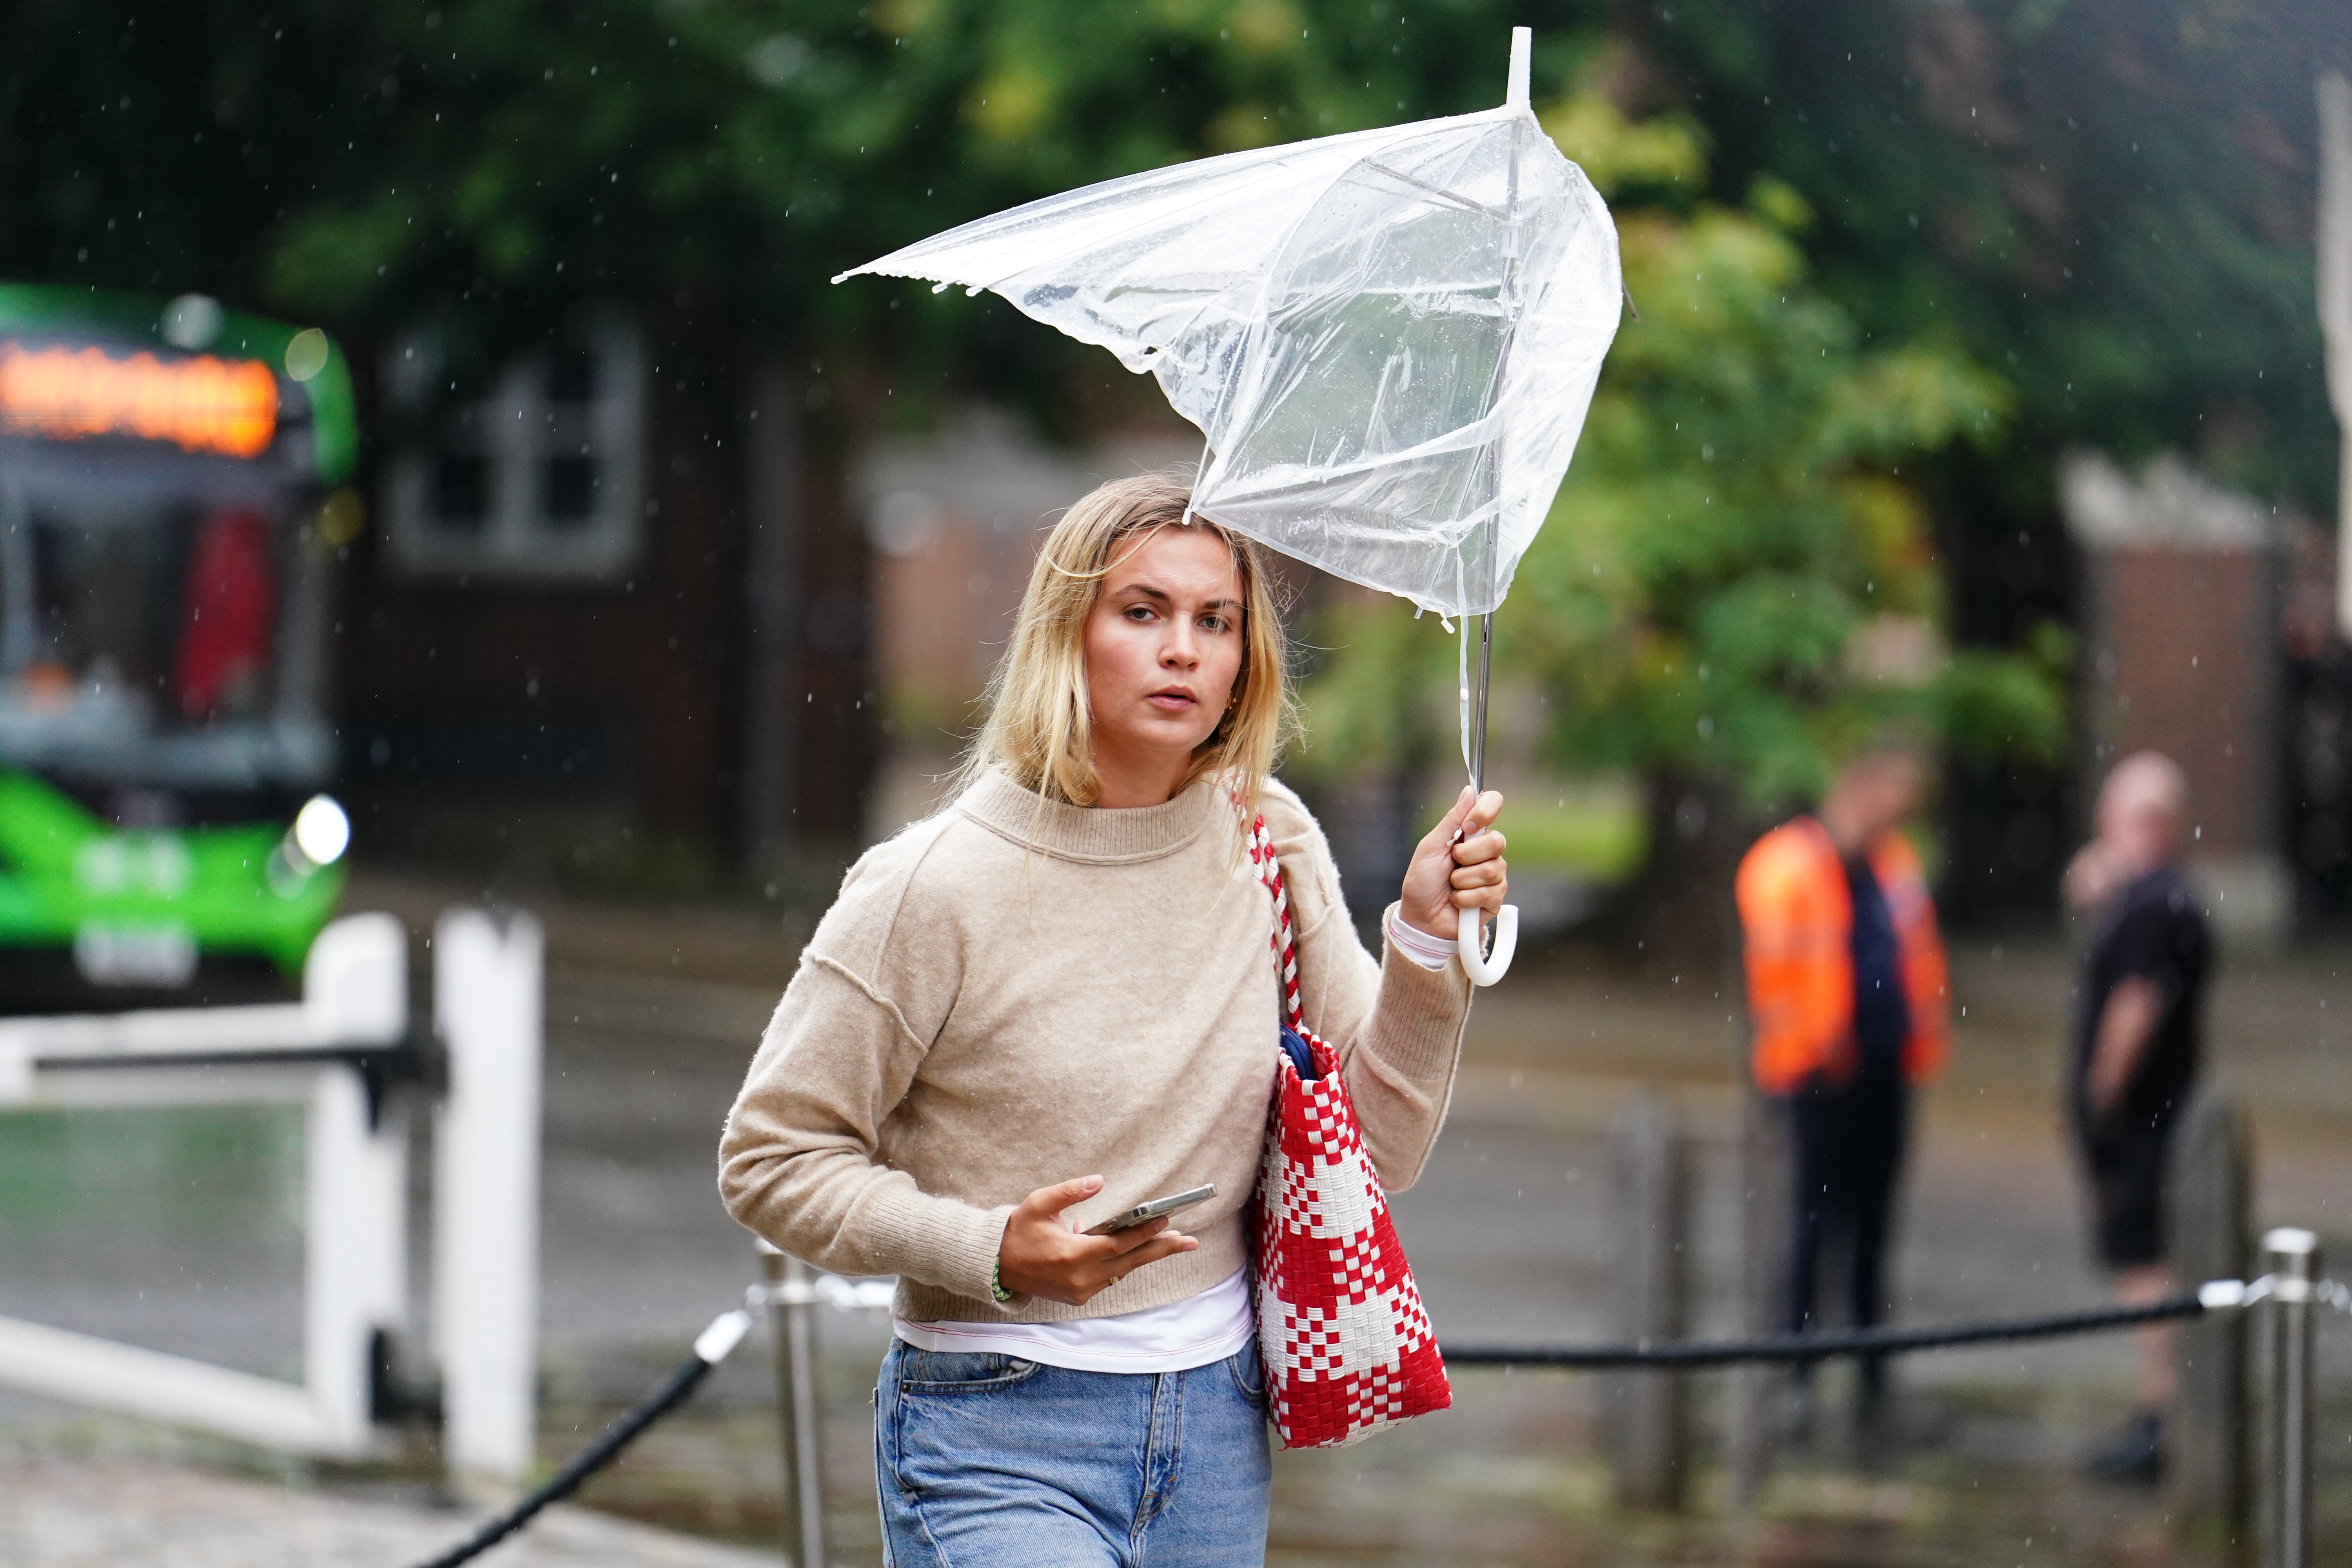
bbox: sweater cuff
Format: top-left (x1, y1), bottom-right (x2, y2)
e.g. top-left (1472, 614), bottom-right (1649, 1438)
top-left (1376, 901), bottom-right (1475, 1078)
top-left (887, 1192), bottom-right (1019, 1306)
top-left (1385, 907), bottom-right (1457, 971)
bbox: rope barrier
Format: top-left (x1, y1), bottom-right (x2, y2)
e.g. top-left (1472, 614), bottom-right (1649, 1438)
top-left (411, 1309), bottom-right (753, 1568)
top-left (405, 1270), bottom-right (2341, 1566)
top-left (1441, 1287), bottom-right (2218, 1369)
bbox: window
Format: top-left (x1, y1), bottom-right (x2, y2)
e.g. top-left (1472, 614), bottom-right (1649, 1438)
top-left (383, 309), bottom-right (646, 583)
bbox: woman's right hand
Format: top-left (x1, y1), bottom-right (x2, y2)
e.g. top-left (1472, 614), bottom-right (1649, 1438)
top-left (996, 1174), bottom-right (1199, 1306)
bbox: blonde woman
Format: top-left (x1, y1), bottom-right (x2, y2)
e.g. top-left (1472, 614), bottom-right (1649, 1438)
top-left (719, 472), bottom-right (1506, 1565)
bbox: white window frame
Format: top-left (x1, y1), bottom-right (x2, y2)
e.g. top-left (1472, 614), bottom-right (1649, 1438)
top-left (383, 308), bottom-right (647, 584)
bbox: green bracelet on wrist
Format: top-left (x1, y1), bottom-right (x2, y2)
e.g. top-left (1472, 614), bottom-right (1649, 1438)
top-left (990, 1258), bottom-right (1014, 1303)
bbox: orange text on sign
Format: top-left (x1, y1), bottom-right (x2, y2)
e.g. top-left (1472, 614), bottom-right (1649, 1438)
top-left (0, 343), bottom-right (278, 459)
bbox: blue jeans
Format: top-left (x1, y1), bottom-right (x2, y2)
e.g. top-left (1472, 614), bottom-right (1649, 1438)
top-left (875, 1339), bottom-right (1272, 1566)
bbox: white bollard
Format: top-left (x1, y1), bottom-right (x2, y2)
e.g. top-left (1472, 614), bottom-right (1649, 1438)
top-left (304, 911), bottom-right (409, 1046)
top-left (306, 1069), bottom-right (400, 1452)
top-left (302, 914), bottom-right (411, 1454)
top-left (433, 909), bottom-right (546, 1492)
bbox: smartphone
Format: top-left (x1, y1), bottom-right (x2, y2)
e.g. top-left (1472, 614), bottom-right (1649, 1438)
top-left (1085, 1183), bottom-right (1217, 1236)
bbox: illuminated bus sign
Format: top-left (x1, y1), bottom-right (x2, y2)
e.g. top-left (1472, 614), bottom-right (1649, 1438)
top-left (0, 342), bottom-right (278, 459)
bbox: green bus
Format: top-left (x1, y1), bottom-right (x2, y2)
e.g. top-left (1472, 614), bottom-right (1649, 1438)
top-left (0, 285), bottom-right (358, 1009)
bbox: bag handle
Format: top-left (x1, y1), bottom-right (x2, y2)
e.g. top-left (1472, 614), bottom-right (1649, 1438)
top-left (1243, 811), bottom-right (1307, 1034)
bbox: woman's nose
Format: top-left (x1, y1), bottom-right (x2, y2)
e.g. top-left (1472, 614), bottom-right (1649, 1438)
top-left (1163, 626), bottom-right (1199, 668)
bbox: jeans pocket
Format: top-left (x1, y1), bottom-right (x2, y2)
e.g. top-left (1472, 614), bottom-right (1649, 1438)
top-left (1227, 1341), bottom-right (1267, 1407)
top-left (894, 1347), bottom-right (1042, 1394)
top-left (885, 1347), bottom-right (1051, 1516)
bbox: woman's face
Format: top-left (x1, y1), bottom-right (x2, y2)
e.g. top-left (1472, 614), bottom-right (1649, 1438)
top-left (1082, 524), bottom-right (1246, 802)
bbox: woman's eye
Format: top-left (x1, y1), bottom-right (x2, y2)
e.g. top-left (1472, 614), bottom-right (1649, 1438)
top-left (1124, 605), bottom-right (1155, 622)
top-left (1200, 615), bottom-right (1230, 632)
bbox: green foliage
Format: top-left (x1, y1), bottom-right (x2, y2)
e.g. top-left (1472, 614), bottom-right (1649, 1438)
top-left (1298, 97), bottom-right (2067, 818)
top-left (0, 0), bottom-right (1588, 391)
top-left (1476, 780), bottom-right (1651, 882)
top-left (1641, 0), bottom-right (2346, 515)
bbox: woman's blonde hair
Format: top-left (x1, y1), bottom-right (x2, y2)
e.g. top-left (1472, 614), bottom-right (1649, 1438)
top-left (965, 471), bottom-right (1292, 810)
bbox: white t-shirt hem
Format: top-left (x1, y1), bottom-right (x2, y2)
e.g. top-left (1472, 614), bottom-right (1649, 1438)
top-left (894, 1268), bottom-right (1255, 1375)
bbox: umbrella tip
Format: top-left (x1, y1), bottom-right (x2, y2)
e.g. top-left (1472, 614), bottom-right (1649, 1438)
top-left (1505, 27), bottom-right (1532, 109)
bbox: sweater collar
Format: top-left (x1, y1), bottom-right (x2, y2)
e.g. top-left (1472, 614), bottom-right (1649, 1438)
top-left (958, 770), bottom-right (1223, 864)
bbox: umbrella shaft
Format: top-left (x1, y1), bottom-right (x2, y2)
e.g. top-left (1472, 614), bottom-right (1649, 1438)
top-left (1467, 107), bottom-right (1520, 803)
top-left (1469, 610), bottom-right (1495, 795)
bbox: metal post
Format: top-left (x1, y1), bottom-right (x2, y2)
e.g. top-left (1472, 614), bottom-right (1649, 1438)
top-left (760, 1243), bottom-right (824, 1568)
top-left (1724, 1087), bottom-right (1784, 1509)
top-left (2167, 1094), bottom-right (2252, 1542)
top-left (2261, 1227), bottom-right (2319, 1568)
top-left (1612, 1087), bottom-right (1689, 1511)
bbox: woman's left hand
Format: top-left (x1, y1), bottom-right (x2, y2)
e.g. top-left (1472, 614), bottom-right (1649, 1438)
top-left (1397, 787), bottom-right (1506, 942)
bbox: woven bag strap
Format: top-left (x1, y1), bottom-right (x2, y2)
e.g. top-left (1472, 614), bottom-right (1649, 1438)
top-left (1245, 811), bottom-right (1307, 1033)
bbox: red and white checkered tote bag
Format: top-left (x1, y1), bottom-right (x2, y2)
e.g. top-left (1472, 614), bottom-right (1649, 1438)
top-left (1245, 810), bottom-right (1451, 1448)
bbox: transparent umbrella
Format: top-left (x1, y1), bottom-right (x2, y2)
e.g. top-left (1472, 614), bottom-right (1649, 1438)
top-left (838, 29), bottom-right (1623, 982)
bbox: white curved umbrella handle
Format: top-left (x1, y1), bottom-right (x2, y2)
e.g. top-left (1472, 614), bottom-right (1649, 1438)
top-left (1456, 904), bottom-right (1518, 986)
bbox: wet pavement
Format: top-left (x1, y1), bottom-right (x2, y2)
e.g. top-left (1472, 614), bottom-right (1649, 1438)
top-left (2, 877), bottom-right (2348, 1563)
top-left (0, 1445), bottom-right (780, 1568)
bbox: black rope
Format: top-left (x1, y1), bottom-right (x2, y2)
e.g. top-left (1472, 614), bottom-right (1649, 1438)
top-left (412, 1350), bottom-right (718, 1568)
top-left (402, 1287), bottom-right (2230, 1566)
top-left (1441, 1291), bottom-right (2206, 1369)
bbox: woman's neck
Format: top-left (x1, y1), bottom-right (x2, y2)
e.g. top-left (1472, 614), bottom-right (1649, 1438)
top-left (1091, 748), bottom-right (1191, 808)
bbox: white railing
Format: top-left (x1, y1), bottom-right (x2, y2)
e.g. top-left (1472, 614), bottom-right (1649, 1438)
top-left (0, 908), bottom-right (543, 1489)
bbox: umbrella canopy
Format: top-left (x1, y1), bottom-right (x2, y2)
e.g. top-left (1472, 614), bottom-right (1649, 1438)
top-left (836, 43), bottom-right (1621, 620)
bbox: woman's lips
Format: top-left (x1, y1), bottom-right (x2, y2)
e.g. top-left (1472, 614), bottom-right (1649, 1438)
top-left (1147, 689), bottom-right (1198, 711)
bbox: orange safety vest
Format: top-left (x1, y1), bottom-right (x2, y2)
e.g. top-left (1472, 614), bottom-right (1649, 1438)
top-left (1734, 816), bottom-right (1949, 1095)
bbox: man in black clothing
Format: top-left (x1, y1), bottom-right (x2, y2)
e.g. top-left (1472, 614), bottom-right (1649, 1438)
top-left (2062, 751), bottom-right (2212, 1481)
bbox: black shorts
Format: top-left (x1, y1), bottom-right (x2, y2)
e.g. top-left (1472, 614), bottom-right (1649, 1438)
top-left (2080, 1124), bottom-right (2168, 1269)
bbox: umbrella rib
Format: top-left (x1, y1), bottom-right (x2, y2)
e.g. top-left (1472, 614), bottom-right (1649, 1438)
top-left (864, 123), bottom-right (1437, 296)
top-left (840, 159), bottom-right (1312, 292)
top-left (1356, 161), bottom-right (1508, 223)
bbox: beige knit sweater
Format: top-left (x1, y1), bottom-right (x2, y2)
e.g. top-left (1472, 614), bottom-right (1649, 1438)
top-left (717, 771), bottom-right (1474, 1324)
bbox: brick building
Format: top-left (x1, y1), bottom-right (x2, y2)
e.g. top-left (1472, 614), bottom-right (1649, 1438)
top-left (336, 310), bottom-right (872, 898)
top-left (2061, 451), bottom-right (2290, 943)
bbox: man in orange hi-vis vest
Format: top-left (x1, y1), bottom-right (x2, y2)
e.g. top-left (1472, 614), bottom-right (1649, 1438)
top-left (1736, 744), bottom-right (1949, 1425)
